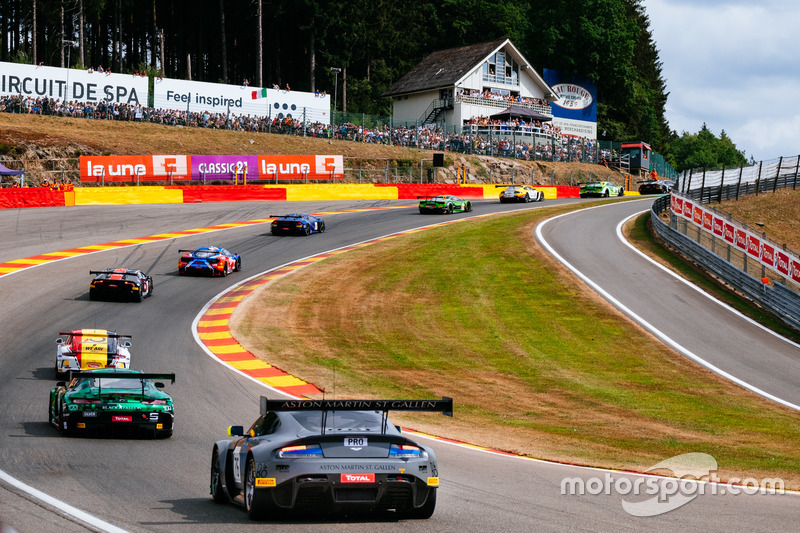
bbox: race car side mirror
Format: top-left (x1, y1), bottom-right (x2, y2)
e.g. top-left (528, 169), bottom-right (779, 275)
top-left (227, 425), bottom-right (245, 436)
top-left (395, 425), bottom-right (402, 433)
top-left (123, 341), bottom-right (132, 348)
top-left (154, 382), bottom-right (165, 389)
top-left (56, 338), bottom-right (63, 345)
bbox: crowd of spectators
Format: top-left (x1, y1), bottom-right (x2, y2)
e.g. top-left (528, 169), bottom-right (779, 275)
top-left (0, 93), bottom-right (599, 164)
top-left (456, 88), bottom-right (549, 109)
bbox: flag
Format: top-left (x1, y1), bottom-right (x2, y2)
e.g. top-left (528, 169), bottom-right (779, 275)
top-left (251, 88), bottom-right (267, 100)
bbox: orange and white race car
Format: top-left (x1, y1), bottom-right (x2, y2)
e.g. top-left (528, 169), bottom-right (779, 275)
top-left (55, 329), bottom-right (132, 379)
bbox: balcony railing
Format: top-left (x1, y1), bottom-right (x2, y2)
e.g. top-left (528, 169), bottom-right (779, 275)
top-left (455, 94), bottom-right (552, 116)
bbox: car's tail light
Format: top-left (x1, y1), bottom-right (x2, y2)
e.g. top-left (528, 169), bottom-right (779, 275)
top-left (141, 399), bottom-right (168, 405)
top-left (278, 444), bottom-right (322, 458)
top-left (207, 258), bottom-right (219, 264)
top-left (389, 444), bottom-right (425, 458)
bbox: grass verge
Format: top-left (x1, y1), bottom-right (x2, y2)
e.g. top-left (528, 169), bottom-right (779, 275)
top-left (231, 203), bottom-right (800, 488)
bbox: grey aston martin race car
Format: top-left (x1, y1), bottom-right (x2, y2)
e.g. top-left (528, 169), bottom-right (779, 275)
top-left (210, 397), bottom-right (453, 520)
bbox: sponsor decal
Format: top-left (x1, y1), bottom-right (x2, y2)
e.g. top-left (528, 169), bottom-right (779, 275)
top-left (702, 211), bottom-right (713, 231)
top-left (77, 423), bottom-right (85, 428)
top-left (682, 200), bottom-right (693, 219)
top-left (257, 155), bottom-right (343, 180)
top-left (776, 251), bottom-right (791, 276)
top-left (427, 477), bottom-right (439, 487)
top-left (82, 411), bottom-right (97, 417)
top-left (747, 235), bottom-right (762, 259)
top-left (255, 477), bottom-right (276, 487)
top-left (112, 415), bottom-right (132, 422)
top-left (735, 229), bottom-right (747, 250)
top-left (341, 473), bottom-right (375, 483)
top-left (692, 206), bottom-right (703, 226)
top-left (712, 216), bottom-right (724, 237)
top-left (191, 154), bottom-right (257, 180)
top-left (723, 223), bottom-right (736, 244)
top-left (791, 259), bottom-right (800, 285)
top-left (760, 242), bottom-right (778, 267)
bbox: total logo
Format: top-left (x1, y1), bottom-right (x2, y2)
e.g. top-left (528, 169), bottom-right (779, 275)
top-left (341, 473), bottom-right (375, 483)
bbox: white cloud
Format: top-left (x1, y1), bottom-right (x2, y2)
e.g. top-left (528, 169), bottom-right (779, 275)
top-left (641, 0), bottom-right (800, 160)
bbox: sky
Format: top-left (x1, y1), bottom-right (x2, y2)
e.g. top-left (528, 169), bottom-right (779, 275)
top-left (640, 0), bottom-right (800, 162)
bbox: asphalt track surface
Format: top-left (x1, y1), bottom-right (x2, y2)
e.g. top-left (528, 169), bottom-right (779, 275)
top-left (0, 198), bottom-right (797, 532)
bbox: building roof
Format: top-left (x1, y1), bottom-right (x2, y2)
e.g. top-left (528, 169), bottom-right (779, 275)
top-left (382, 39), bottom-right (508, 97)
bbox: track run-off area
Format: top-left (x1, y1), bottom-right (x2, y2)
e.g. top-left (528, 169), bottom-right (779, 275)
top-left (1, 197), bottom-right (797, 532)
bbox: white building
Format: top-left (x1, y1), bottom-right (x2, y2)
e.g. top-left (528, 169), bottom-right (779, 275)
top-left (382, 38), bottom-right (557, 130)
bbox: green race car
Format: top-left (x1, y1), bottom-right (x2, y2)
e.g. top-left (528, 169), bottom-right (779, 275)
top-left (49, 369), bottom-right (175, 438)
top-left (579, 181), bottom-right (625, 198)
top-left (418, 195), bottom-right (472, 214)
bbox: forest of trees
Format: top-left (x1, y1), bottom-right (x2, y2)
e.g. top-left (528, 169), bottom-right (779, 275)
top-left (1, 0), bottom-right (746, 171)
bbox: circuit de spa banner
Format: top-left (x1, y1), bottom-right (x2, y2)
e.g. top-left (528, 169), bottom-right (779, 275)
top-left (0, 61), bottom-right (148, 106)
top-left (671, 193), bottom-right (800, 286)
top-left (79, 154), bottom-right (344, 182)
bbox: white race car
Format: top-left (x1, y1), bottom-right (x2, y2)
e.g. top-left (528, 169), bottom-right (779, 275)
top-left (498, 185), bottom-right (544, 203)
top-left (55, 329), bottom-right (132, 379)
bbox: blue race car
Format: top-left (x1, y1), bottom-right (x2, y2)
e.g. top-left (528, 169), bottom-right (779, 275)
top-left (270, 213), bottom-right (326, 236)
top-left (178, 246), bottom-right (241, 277)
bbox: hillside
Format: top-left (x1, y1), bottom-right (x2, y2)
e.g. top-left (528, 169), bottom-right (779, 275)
top-left (0, 113), bottom-right (622, 186)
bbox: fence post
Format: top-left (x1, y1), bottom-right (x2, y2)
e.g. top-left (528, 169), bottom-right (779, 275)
top-left (754, 161), bottom-right (763, 195)
top-left (717, 165), bottom-right (725, 203)
top-left (700, 167), bottom-right (706, 203)
top-left (101, 167), bottom-right (105, 186)
top-left (794, 155), bottom-right (800, 190)
top-left (385, 162), bottom-right (388, 183)
top-left (531, 168), bottom-right (535, 185)
top-left (774, 156), bottom-right (782, 193)
top-left (685, 169), bottom-right (693, 197)
top-left (135, 167), bottom-right (140, 186)
top-left (735, 164), bottom-right (743, 200)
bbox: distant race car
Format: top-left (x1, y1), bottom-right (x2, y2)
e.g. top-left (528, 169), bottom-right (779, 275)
top-left (579, 181), bottom-right (625, 198)
top-left (271, 214), bottom-right (326, 236)
top-left (418, 195), bottom-right (472, 214)
top-left (178, 246), bottom-right (241, 277)
top-left (638, 179), bottom-right (675, 195)
top-left (210, 397), bottom-right (453, 520)
top-left (55, 329), bottom-right (132, 379)
top-left (497, 185), bottom-right (544, 203)
top-left (89, 268), bottom-right (153, 302)
top-left (49, 369), bottom-right (175, 438)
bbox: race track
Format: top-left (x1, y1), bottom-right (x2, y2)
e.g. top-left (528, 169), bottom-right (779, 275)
top-left (1, 198), bottom-right (796, 532)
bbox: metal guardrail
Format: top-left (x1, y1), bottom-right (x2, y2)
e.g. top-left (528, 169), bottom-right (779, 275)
top-left (650, 195), bottom-right (800, 331)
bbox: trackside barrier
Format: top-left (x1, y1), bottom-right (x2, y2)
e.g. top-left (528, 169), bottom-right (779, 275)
top-left (171, 185), bottom-right (286, 203)
top-left (74, 187), bottom-right (184, 205)
top-left (0, 187), bottom-right (66, 208)
top-left (0, 184), bottom-right (583, 209)
top-left (650, 195), bottom-right (800, 331)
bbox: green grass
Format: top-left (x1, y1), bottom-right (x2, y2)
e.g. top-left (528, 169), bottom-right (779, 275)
top-left (235, 203), bottom-right (800, 484)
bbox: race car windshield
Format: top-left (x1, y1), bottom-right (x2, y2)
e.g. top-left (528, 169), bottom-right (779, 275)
top-left (290, 411), bottom-right (387, 433)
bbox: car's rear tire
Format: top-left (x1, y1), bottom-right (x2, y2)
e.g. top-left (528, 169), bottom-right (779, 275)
top-left (524, 193), bottom-right (530, 202)
top-left (407, 489), bottom-right (437, 519)
top-left (89, 289), bottom-right (96, 301)
top-left (245, 456), bottom-right (277, 520)
top-left (303, 225), bottom-right (311, 236)
top-left (603, 190), bottom-right (609, 198)
top-left (135, 289), bottom-right (144, 303)
top-left (235, 258), bottom-right (242, 272)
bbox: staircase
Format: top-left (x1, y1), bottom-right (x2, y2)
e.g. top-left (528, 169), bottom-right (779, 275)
top-left (418, 98), bottom-right (454, 125)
